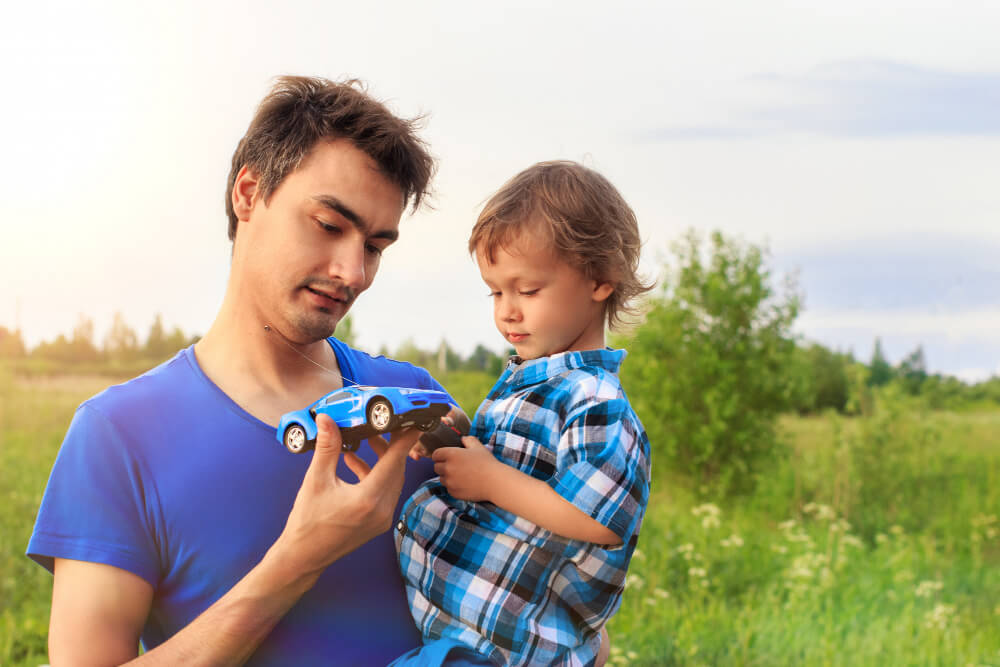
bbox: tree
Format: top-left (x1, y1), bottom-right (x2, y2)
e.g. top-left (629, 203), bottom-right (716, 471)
top-left (616, 230), bottom-right (801, 495)
top-left (145, 313), bottom-right (169, 360)
top-left (69, 314), bottom-right (101, 362)
top-left (334, 315), bottom-right (356, 347)
top-left (0, 326), bottom-right (26, 358)
top-left (790, 343), bottom-right (851, 414)
top-left (103, 312), bottom-right (139, 363)
top-left (896, 345), bottom-right (927, 395)
top-left (867, 337), bottom-right (894, 387)
top-left (463, 344), bottom-right (505, 375)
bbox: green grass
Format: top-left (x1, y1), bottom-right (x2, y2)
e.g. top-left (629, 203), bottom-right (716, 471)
top-left (2, 367), bottom-right (998, 666)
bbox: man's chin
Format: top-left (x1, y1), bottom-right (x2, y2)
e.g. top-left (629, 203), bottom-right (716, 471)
top-left (286, 314), bottom-right (341, 343)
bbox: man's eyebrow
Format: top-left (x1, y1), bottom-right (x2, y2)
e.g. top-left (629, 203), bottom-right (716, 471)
top-left (311, 195), bottom-right (399, 242)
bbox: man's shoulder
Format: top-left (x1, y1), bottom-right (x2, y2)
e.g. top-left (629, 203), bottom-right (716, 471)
top-left (80, 347), bottom-right (197, 422)
top-left (329, 338), bottom-right (442, 391)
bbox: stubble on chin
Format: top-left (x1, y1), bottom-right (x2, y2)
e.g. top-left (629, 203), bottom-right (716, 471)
top-left (286, 309), bottom-right (342, 343)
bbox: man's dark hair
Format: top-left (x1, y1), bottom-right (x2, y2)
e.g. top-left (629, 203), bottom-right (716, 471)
top-left (225, 75), bottom-right (434, 240)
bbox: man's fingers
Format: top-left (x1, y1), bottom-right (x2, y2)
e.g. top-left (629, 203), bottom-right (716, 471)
top-left (306, 415), bottom-right (343, 486)
top-left (343, 451), bottom-right (372, 480)
top-left (361, 428), bottom-right (419, 488)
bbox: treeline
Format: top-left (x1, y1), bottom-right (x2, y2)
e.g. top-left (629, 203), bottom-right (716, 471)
top-left (789, 338), bottom-right (1000, 414)
top-left (0, 312), bottom-right (511, 377)
top-left (0, 313), bottom-right (198, 367)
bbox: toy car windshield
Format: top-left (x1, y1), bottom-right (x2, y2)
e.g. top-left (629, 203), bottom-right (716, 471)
top-left (276, 385), bottom-right (455, 453)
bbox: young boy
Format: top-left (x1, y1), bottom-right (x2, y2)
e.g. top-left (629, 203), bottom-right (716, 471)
top-left (394, 161), bottom-right (653, 666)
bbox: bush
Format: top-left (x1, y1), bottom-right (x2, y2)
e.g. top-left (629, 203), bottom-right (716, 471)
top-left (617, 230), bottom-right (800, 496)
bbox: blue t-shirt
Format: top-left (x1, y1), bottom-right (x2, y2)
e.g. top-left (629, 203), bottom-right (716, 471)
top-left (28, 339), bottom-right (442, 665)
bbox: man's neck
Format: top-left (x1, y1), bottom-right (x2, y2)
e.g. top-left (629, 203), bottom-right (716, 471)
top-left (194, 302), bottom-right (345, 426)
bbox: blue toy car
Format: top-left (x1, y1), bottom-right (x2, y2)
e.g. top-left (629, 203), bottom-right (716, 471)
top-left (277, 385), bottom-right (455, 453)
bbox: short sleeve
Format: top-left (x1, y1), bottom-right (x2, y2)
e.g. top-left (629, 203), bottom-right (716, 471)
top-left (547, 397), bottom-right (650, 543)
top-left (27, 403), bottom-right (162, 585)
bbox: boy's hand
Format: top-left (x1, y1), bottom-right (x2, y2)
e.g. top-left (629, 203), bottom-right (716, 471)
top-left (431, 435), bottom-right (499, 502)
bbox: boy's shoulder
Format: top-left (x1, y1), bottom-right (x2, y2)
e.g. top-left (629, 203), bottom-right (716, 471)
top-left (543, 349), bottom-right (628, 405)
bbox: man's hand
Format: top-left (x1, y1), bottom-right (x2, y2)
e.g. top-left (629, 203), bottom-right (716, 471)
top-left (430, 435), bottom-right (501, 502)
top-left (272, 414), bottom-right (421, 579)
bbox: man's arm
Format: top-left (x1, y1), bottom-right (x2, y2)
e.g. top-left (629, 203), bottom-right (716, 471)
top-left (431, 436), bottom-right (621, 545)
top-left (47, 415), bottom-right (419, 666)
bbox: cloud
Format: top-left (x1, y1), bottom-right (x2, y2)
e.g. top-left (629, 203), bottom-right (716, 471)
top-left (648, 60), bottom-right (1000, 139)
top-left (776, 236), bottom-right (1000, 312)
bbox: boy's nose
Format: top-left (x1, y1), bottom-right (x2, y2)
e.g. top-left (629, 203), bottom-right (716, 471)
top-left (498, 297), bottom-right (521, 322)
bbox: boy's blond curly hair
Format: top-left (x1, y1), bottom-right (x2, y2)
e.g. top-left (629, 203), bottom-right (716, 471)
top-left (469, 161), bottom-right (654, 331)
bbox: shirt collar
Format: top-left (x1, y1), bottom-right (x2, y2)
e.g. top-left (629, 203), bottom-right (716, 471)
top-left (499, 348), bottom-right (627, 391)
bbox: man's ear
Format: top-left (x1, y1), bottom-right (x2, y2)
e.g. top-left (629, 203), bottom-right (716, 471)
top-left (231, 165), bottom-right (261, 223)
top-left (592, 282), bottom-right (614, 303)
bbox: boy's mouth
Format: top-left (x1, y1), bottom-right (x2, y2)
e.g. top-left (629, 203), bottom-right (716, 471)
top-left (507, 332), bottom-right (528, 343)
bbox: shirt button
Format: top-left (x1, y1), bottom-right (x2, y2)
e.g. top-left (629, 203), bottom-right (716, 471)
top-left (396, 520), bottom-right (406, 534)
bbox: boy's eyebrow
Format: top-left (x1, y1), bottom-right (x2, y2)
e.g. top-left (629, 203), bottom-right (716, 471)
top-left (311, 195), bottom-right (399, 242)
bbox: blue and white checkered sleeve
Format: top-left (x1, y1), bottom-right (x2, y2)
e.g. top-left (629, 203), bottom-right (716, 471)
top-left (547, 383), bottom-right (650, 543)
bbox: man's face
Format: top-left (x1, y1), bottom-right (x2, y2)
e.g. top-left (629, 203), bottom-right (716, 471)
top-left (234, 139), bottom-right (405, 343)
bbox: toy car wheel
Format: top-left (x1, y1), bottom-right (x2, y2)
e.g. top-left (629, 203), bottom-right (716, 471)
top-left (416, 417), bottom-right (439, 432)
top-left (283, 423), bottom-right (310, 454)
top-left (367, 398), bottom-right (394, 433)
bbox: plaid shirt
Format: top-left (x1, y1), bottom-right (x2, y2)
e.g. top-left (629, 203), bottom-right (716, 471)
top-left (396, 348), bottom-right (651, 666)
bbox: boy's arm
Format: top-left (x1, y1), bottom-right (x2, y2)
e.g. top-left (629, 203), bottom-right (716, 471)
top-left (431, 436), bottom-right (621, 545)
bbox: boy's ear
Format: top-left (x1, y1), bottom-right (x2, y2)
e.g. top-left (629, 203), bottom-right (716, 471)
top-left (592, 282), bottom-right (614, 303)
top-left (231, 165), bottom-right (261, 223)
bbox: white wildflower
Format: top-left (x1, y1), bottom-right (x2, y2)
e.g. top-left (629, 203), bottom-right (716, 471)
top-left (701, 514), bottom-right (721, 530)
top-left (915, 580), bottom-right (944, 598)
top-left (688, 567), bottom-right (707, 578)
top-left (778, 519), bottom-right (797, 532)
top-left (721, 534), bottom-right (744, 548)
top-left (924, 603), bottom-right (956, 631)
top-left (841, 534), bottom-right (863, 549)
top-left (654, 587), bottom-right (670, 599)
top-left (771, 544), bottom-right (788, 554)
top-left (625, 574), bottom-right (645, 590)
top-left (815, 504), bottom-right (836, 521)
top-left (632, 548), bottom-right (645, 560)
top-left (875, 533), bottom-right (889, 545)
top-left (692, 503), bottom-right (721, 518)
top-left (889, 525), bottom-right (904, 536)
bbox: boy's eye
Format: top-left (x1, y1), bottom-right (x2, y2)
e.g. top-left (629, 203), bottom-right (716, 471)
top-left (518, 289), bottom-right (539, 296)
top-left (487, 291), bottom-right (501, 298)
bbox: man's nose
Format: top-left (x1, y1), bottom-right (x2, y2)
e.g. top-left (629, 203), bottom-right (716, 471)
top-left (328, 242), bottom-right (367, 290)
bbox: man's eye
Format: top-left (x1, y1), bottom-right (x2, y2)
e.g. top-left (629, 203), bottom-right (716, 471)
top-left (316, 220), bottom-right (340, 234)
top-left (366, 244), bottom-right (384, 257)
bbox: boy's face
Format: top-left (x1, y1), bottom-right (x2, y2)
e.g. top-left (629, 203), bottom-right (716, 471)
top-left (476, 230), bottom-right (613, 361)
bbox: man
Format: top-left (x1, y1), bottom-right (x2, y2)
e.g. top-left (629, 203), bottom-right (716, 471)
top-left (28, 76), bottom-right (450, 665)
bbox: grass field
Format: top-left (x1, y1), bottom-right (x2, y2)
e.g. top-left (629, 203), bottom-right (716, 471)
top-left (1, 367), bottom-right (998, 665)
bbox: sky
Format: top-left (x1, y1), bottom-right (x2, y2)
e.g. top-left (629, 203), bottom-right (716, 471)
top-left (1, 0), bottom-right (998, 381)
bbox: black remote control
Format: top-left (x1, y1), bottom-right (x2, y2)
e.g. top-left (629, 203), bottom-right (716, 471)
top-left (419, 412), bottom-right (471, 454)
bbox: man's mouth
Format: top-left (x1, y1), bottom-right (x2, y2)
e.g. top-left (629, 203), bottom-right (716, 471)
top-left (305, 286), bottom-right (352, 307)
